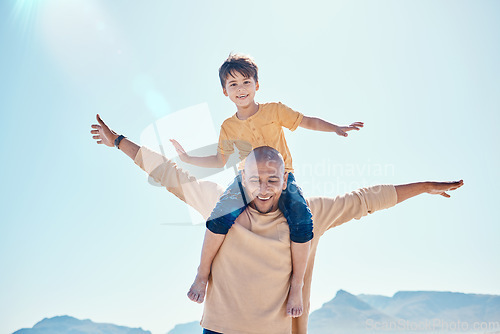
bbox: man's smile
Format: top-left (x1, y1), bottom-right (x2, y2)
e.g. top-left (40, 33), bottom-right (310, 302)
top-left (256, 195), bottom-right (272, 201)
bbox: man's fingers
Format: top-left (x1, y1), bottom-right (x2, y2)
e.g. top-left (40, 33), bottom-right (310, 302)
top-left (429, 180), bottom-right (464, 196)
top-left (445, 180), bottom-right (464, 191)
top-left (96, 114), bottom-right (109, 129)
top-left (93, 135), bottom-right (100, 139)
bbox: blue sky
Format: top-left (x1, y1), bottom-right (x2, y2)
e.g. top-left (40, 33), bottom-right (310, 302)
top-left (1, 0), bottom-right (499, 333)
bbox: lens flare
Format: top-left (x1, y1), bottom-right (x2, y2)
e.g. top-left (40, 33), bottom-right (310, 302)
top-left (9, 0), bottom-right (43, 41)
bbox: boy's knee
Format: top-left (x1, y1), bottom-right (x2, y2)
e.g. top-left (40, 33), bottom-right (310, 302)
top-left (206, 218), bottom-right (231, 235)
top-left (290, 229), bottom-right (314, 243)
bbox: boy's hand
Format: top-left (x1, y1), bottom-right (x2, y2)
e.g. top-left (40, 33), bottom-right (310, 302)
top-left (170, 139), bottom-right (190, 163)
top-left (91, 114), bottom-right (119, 147)
top-left (336, 122), bottom-right (364, 137)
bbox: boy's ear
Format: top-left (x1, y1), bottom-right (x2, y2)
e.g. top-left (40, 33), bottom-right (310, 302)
top-left (256, 82), bottom-right (259, 91)
top-left (222, 88), bottom-right (228, 96)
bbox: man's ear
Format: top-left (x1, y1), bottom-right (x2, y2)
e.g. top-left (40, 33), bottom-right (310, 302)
top-left (282, 172), bottom-right (288, 191)
top-left (223, 88), bottom-right (228, 96)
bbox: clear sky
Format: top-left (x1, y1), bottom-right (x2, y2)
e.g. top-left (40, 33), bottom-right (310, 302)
top-left (1, 0), bottom-right (499, 333)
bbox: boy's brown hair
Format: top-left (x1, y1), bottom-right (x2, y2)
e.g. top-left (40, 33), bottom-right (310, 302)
top-left (218, 53), bottom-right (259, 89)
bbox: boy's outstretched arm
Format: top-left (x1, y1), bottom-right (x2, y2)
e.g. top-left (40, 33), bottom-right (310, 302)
top-left (170, 139), bottom-right (229, 168)
top-left (299, 116), bottom-right (364, 137)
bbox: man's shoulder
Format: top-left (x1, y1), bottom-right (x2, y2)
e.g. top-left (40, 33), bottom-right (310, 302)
top-left (306, 196), bottom-right (333, 213)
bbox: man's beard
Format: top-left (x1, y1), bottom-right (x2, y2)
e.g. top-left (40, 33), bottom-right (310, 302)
top-left (251, 200), bottom-right (274, 214)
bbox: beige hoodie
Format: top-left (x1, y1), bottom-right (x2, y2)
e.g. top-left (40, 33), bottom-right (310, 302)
top-left (134, 146), bottom-right (397, 334)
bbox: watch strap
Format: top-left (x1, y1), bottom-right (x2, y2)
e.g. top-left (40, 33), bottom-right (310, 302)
top-left (114, 135), bottom-right (126, 149)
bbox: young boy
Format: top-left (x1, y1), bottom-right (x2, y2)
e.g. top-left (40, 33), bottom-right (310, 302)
top-left (170, 53), bottom-right (363, 318)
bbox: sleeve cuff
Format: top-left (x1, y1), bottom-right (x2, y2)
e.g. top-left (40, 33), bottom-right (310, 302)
top-left (217, 146), bottom-right (234, 156)
top-left (289, 112), bottom-right (304, 132)
top-left (360, 184), bottom-right (398, 214)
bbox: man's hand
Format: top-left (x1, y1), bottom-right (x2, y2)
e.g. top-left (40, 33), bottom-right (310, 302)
top-left (425, 180), bottom-right (464, 198)
top-left (335, 122), bottom-right (364, 137)
top-left (396, 180), bottom-right (464, 204)
top-left (170, 139), bottom-right (190, 163)
top-left (91, 114), bottom-right (119, 147)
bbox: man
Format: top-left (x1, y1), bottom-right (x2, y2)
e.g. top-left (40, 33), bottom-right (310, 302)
top-left (91, 114), bottom-right (463, 334)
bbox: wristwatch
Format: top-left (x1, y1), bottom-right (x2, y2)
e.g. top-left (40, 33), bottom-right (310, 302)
top-left (114, 135), bottom-right (126, 149)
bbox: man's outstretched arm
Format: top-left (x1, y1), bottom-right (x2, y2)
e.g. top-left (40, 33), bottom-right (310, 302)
top-left (311, 180), bottom-right (464, 236)
top-left (90, 114), bottom-right (224, 219)
top-left (395, 180), bottom-right (464, 203)
top-left (91, 113), bottom-right (139, 160)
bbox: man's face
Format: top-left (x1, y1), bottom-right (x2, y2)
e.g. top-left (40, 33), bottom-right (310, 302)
top-left (242, 159), bottom-right (288, 214)
top-left (223, 71), bottom-right (259, 108)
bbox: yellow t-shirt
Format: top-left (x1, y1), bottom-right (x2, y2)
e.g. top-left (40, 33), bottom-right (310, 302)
top-left (217, 102), bottom-right (304, 173)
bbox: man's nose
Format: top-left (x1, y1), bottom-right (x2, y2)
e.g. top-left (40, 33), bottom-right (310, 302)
top-left (259, 183), bottom-right (269, 194)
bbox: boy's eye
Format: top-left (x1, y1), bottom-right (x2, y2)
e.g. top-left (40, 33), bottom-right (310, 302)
top-left (230, 83), bottom-right (236, 86)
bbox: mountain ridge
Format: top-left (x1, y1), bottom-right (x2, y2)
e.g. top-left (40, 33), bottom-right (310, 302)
top-left (12, 290), bottom-right (500, 334)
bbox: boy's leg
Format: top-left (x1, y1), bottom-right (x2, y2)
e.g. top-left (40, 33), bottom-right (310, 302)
top-left (188, 173), bottom-right (248, 303)
top-left (289, 240), bottom-right (311, 317)
top-left (278, 172), bottom-right (314, 318)
top-left (188, 229), bottom-right (225, 303)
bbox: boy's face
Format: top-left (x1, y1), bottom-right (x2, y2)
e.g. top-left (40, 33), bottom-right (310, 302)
top-left (242, 159), bottom-right (287, 214)
top-left (223, 71), bottom-right (259, 108)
